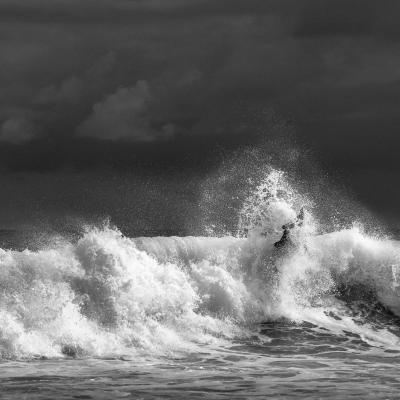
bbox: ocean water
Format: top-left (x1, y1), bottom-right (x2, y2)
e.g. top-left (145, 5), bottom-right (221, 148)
top-left (1, 170), bottom-right (400, 399)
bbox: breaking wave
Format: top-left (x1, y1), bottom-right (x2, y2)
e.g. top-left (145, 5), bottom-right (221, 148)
top-left (1, 169), bottom-right (400, 359)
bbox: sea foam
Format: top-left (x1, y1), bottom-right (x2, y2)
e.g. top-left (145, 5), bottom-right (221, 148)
top-left (1, 170), bottom-right (400, 359)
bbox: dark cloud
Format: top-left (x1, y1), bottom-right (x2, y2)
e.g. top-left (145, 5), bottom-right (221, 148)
top-left (35, 76), bottom-right (83, 105)
top-left (0, 0), bottom-right (399, 229)
top-left (0, 115), bottom-right (37, 144)
top-left (77, 80), bottom-right (177, 142)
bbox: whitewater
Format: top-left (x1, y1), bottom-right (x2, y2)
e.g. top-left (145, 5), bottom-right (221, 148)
top-left (2, 169), bottom-right (400, 399)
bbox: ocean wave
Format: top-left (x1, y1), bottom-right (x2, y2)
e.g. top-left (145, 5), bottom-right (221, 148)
top-left (1, 169), bottom-right (400, 359)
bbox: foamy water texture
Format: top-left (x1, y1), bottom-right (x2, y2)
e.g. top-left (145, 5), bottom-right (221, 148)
top-left (2, 170), bottom-right (400, 398)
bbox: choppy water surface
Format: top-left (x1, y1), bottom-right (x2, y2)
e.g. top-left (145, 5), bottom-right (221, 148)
top-left (2, 323), bottom-right (400, 399)
top-left (2, 170), bottom-right (400, 398)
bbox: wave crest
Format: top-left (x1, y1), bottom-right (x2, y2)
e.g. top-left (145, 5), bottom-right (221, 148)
top-left (1, 169), bottom-right (400, 358)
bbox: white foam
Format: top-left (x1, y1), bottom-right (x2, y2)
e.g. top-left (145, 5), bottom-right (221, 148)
top-left (1, 169), bottom-right (400, 358)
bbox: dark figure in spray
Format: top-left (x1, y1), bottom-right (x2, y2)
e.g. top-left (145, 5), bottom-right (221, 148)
top-left (274, 207), bottom-right (304, 249)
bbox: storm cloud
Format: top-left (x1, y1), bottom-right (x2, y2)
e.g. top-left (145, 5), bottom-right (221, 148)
top-left (0, 0), bottom-right (399, 228)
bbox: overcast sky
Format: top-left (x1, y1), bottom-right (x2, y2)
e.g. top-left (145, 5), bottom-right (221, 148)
top-left (0, 0), bottom-right (399, 232)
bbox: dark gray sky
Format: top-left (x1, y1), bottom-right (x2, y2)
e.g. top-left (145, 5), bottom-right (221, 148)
top-left (0, 0), bottom-right (399, 232)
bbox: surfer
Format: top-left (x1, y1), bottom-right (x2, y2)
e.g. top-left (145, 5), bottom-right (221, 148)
top-left (274, 207), bottom-right (304, 249)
